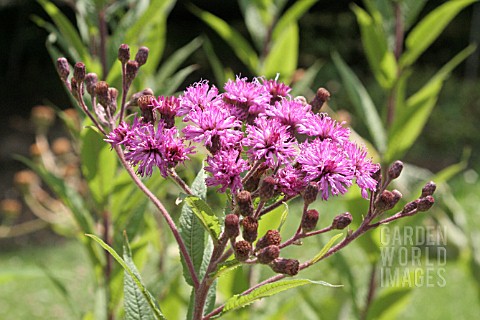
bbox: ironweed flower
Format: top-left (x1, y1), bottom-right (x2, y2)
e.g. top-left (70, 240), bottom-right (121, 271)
top-left (178, 80), bottom-right (221, 119)
top-left (205, 148), bottom-right (249, 193)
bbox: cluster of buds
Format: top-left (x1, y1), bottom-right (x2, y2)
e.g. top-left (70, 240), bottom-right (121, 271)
top-left (54, 43), bottom-right (437, 282)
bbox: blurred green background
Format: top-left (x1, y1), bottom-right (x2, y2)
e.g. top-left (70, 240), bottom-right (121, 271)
top-left (1, 0), bottom-right (479, 319)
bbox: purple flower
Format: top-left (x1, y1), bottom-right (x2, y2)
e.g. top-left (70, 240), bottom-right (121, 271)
top-left (120, 121), bottom-right (194, 177)
top-left (178, 80), bottom-right (221, 120)
top-left (298, 139), bottom-right (353, 200)
top-left (223, 77), bottom-right (271, 121)
top-left (265, 98), bottom-right (311, 134)
top-left (182, 104), bottom-right (243, 151)
top-left (261, 78), bottom-right (291, 103)
top-left (274, 165), bottom-right (307, 197)
top-left (205, 148), bottom-right (250, 193)
top-left (298, 113), bottom-right (350, 143)
top-left (344, 142), bottom-right (379, 199)
top-left (243, 117), bottom-right (296, 167)
top-left (152, 96), bottom-right (180, 127)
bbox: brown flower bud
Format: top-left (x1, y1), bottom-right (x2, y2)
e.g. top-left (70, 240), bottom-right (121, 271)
top-left (388, 160), bottom-right (404, 180)
top-left (303, 182), bottom-right (319, 206)
top-left (256, 245), bottom-right (280, 264)
top-left (236, 190), bottom-right (254, 217)
top-left (125, 60), bottom-right (139, 86)
top-left (14, 170), bottom-right (40, 191)
top-left (52, 138), bottom-right (71, 155)
top-left (310, 87), bottom-right (330, 113)
top-left (375, 190), bottom-right (401, 212)
top-left (416, 196), bottom-right (435, 212)
top-left (421, 181), bottom-right (437, 197)
top-left (372, 168), bottom-right (382, 191)
top-left (108, 88), bottom-right (118, 113)
top-left (224, 214), bottom-right (240, 239)
top-left (95, 81), bottom-right (110, 108)
top-left (302, 209), bottom-right (319, 232)
top-left (1, 199), bottom-right (22, 217)
top-left (137, 95), bottom-right (155, 123)
top-left (135, 46), bottom-right (149, 67)
top-left (73, 62), bottom-right (86, 82)
top-left (332, 212), bottom-right (352, 230)
top-left (402, 201), bottom-right (418, 214)
top-left (85, 73), bottom-right (98, 96)
top-left (118, 44), bottom-right (130, 64)
top-left (56, 57), bottom-right (70, 81)
top-left (270, 258), bottom-right (299, 276)
top-left (259, 176), bottom-right (276, 201)
top-left (242, 216), bottom-right (258, 243)
top-left (31, 105), bottom-right (55, 130)
top-left (234, 240), bottom-right (252, 261)
top-left (256, 230), bottom-right (281, 251)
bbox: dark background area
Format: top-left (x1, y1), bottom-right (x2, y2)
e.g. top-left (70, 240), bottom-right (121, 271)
top-left (0, 0), bottom-right (478, 211)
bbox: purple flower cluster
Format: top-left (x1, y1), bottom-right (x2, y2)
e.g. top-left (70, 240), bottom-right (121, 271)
top-left (106, 77), bottom-right (379, 201)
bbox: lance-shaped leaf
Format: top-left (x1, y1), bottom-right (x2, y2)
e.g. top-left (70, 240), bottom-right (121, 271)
top-left (184, 196), bottom-right (221, 243)
top-left (188, 4), bottom-right (259, 73)
top-left (86, 234), bottom-right (165, 320)
top-left (221, 279), bottom-right (341, 315)
top-left (123, 234), bottom-right (156, 320)
top-left (332, 52), bottom-right (387, 154)
top-left (400, 0), bottom-right (477, 68)
top-left (386, 45), bottom-right (476, 162)
top-left (310, 233), bottom-right (344, 264)
top-left (179, 168), bottom-right (208, 287)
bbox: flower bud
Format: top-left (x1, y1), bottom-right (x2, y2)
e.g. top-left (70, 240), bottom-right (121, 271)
top-left (118, 44), bottom-right (130, 64)
top-left (402, 201), bottom-right (418, 214)
top-left (135, 46), bottom-right (149, 67)
top-left (259, 176), bottom-right (276, 201)
top-left (125, 60), bottom-right (139, 86)
top-left (234, 240), bottom-right (252, 261)
top-left (302, 209), bottom-right (319, 232)
top-left (85, 73), bottom-right (98, 96)
top-left (138, 95), bottom-right (155, 123)
top-left (31, 105), bottom-right (55, 131)
top-left (270, 258), bottom-right (299, 276)
top-left (236, 190), bottom-right (254, 217)
top-left (1, 199), bottom-right (22, 218)
top-left (52, 137), bottom-right (71, 155)
top-left (331, 212), bottom-right (352, 230)
top-left (372, 168), bottom-right (382, 191)
top-left (95, 81), bottom-right (110, 109)
top-left (56, 57), bottom-right (70, 81)
top-left (108, 87), bottom-right (118, 113)
top-left (224, 214), bottom-right (240, 239)
top-left (421, 181), bottom-right (436, 197)
top-left (388, 160), bottom-right (403, 180)
top-left (310, 87), bottom-right (330, 113)
top-left (73, 62), bottom-right (86, 83)
top-left (14, 170), bottom-right (40, 192)
top-left (242, 216), bottom-right (258, 243)
top-left (416, 196), bottom-right (435, 212)
top-left (303, 182), bottom-right (319, 206)
top-left (244, 163), bottom-right (268, 192)
top-left (256, 230), bottom-right (281, 251)
top-left (375, 190), bottom-right (401, 212)
top-left (256, 245), bottom-right (280, 264)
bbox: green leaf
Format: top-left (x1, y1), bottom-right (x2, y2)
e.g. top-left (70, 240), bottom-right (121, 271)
top-left (202, 36), bottom-right (227, 86)
top-left (239, 0), bottom-right (272, 50)
top-left (310, 233), bottom-right (344, 264)
top-left (262, 22), bottom-right (298, 81)
top-left (123, 234), bottom-right (156, 320)
top-left (272, 0), bottom-right (318, 40)
top-left (179, 168), bottom-right (208, 287)
top-left (221, 279), bottom-right (340, 315)
top-left (86, 234), bottom-right (165, 320)
top-left (400, 0), bottom-right (477, 67)
top-left (367, 286), bottom-right (413, 319)
top-left (155, 37), bottom-right (203, 85)
top-left (188, 4), bottom-right (259, 72)
top-left (184, 196), bottom-right (221, 243)
top-left (210, 259), bottom-right (241, 280)
top-left (80, 127), bottom-right (118, 206)
top-left (352, 4), bottom-right (397, 89)
top-left (277, 202), bottom-right (289, 232)
top-left (332, 51), bottom-right (387, 153)
top-left (386, 45), bottom-right (476, 162)
top-left (37, 0), bottom-right (89, 62)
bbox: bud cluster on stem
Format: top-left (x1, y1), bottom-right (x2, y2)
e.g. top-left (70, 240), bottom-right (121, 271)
top-left (57, 43), bottom-right (437, 320)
